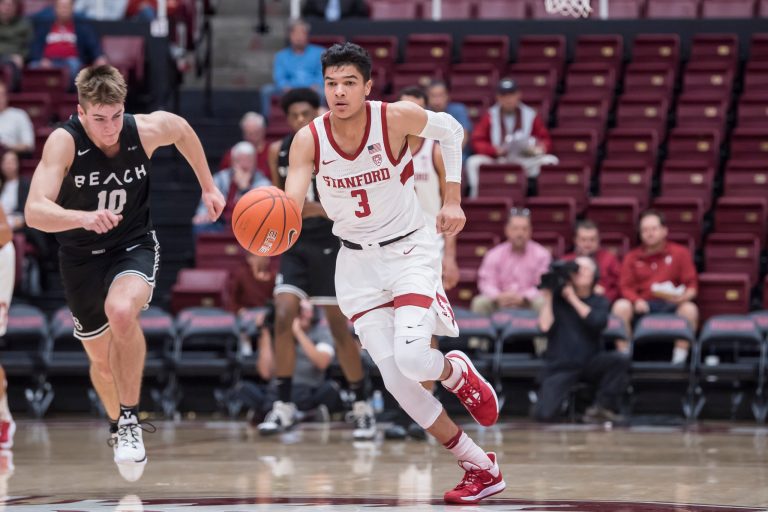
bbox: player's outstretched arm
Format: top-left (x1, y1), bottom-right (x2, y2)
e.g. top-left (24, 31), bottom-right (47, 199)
top-left (387, 101), bottom-right (466, 237)
top-left (285, 126), bottom-right (316, 212)
top-left (136, 111), bottom-right (225, 222)
top-left (25, 129), bottom-right (122, 234)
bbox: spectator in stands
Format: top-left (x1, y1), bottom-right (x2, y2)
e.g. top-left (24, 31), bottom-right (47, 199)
top-left (472, 208), bottom-right (551, 315)
top-left (74, 0), bottom-right (128, 20)
top-left (0, 82), bottom-right (33, 154)
top-left (0, 0), bottom-right (32, 89)
top-left (0, 150), bottom-right (25, 230)
top-left (219, 112), bottom-right (270, 173)
top-left (426, 80), bottom-right (471, 150)
top-left (535, 256), bottom-right (629, 423)
top-left (28, 0), bottom-right (107, 88)
top-left (303, 0), bottom-right (370, 20)
top-left (564, 220), bottom-right (621, 303)
top-left (612, 210), bottom-right (698, 363)
top-left (192, 141), bottom-right (271, 233)
top-left (466, 78), bottom-right (555, 196)
top-left (233, 254), bottom-right (277, 311)
top-left (260, 19), bottom-right (324, 120)
top-left (238, 301), bottom-right (344, 425)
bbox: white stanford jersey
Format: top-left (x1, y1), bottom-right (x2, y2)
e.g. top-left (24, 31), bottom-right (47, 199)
top-left (411, 138), bottom-right (442, 222)
top-left (310, 101), bottom-right (424, 244)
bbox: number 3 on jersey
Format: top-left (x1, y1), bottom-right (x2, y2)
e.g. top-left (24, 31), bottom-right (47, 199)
top-left (97, 189), bottom-right (127, 214)
top-left (351, 189), bottom-right (371, 218)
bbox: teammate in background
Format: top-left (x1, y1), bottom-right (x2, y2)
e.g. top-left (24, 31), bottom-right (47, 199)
top-left (384, 86), bottom-right (459, 441)
top-left (0, 209), bottom-right (15, 449)
top-left (24, 65), bottom-right (225, 481)
top-left (261, 87), bottom-right (375, 439)
top-left (285, 43), bottom-right (504, 504)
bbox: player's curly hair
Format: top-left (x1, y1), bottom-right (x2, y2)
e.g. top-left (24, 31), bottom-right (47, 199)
top-left (321, 42), bottom-right (372, 82)
top-left (280, 87), bottom-right (321, 114)
top-left (75, 65), bottom-right (127, 109)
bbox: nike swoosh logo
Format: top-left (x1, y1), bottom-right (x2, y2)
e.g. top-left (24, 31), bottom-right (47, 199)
top-left (127, 145), bottom-right (138, 151)
top-left (125, 244), bottom-right (141, 252)
top-left (323, 248), bottom-right (333, 254)
top-left (322, 159), bottom-right (337, 165)
top-left (77, 148), bottom-right (91, 156)
top-left (405, 338), bottom-right (418, 344)
top-left (403, 246), bottom-right (416, 255)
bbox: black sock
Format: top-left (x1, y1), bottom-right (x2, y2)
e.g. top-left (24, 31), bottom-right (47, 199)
top-left (109, 420), bottom-right (118, 434)
top-left (276, 378), bottom-right (292, 403)
top-left (348, 379), bottom-right (369, 401)
top-left (120, 404), bottom-right (138, 421)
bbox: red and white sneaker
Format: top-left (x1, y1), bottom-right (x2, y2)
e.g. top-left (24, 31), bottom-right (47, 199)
top-left (443, 350), bottom-right (499, 427)
top-left (0, 420), bottom-right (15, 450)
top-left (444, 452), bottom-right (505, 504)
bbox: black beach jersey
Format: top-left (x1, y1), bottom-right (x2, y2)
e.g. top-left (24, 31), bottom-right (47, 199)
top-left (56, 114), bottom-right (152, 252)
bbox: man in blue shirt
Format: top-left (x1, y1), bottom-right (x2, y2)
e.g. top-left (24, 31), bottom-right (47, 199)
top-left (260, 19), bottom-right (324, 119)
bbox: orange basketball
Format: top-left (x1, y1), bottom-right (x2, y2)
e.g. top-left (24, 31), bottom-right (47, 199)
top-left (231, 186), bottom-right (302, 256)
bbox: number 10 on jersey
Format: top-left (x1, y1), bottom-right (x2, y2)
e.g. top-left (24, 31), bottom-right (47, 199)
top-left (97, 189), bottom-right (127, 214)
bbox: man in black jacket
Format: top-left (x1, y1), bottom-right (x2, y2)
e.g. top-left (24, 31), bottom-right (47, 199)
top-left (535, 256), bottom-right (629, 423)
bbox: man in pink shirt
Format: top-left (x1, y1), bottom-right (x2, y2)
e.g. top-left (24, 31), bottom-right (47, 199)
top-left (471, 209), bottom-right (552, 315)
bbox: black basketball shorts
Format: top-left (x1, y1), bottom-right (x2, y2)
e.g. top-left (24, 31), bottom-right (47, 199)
top-left (59, 230), bottom-right (160, 341)
top-left (274, 229), bottom-right (339, 305)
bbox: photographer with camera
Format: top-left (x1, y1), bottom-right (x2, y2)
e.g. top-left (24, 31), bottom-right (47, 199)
top-left (535, 256), bottom-right (629, 423)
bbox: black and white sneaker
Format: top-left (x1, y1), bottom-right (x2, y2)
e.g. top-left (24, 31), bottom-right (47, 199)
top-left (349, 400), bottom-right (376, 440)
top-left (111, 412), bottom-right (154, 482)
top-left (258, 401), bottom-right (297, 436)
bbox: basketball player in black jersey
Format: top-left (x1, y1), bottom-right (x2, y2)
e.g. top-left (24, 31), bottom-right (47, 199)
top-left (261, 87), bottom-right (376, 438)
top-left (24, 66), bottom-right (225, 481)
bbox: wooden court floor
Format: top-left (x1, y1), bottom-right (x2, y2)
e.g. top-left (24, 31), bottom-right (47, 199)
top-left (0, 419), bottom-right (766, 511)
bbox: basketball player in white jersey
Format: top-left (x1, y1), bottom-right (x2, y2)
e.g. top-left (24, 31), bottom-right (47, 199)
top-left (0, 209), bottom-right (15, 450)
top-left (285, 43), bottom-right (504, 504)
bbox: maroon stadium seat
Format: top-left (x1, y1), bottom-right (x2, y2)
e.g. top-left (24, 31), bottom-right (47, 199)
top-left (675, 94), bottom-right (728, 133)
top-left (697, 273), bottom-right (751, 323)
top-left (195, 232), bottom-right (247, 273)
top-left (351, 36), bottom-right (399, 77)
top-left (689, 34), bottom-right (739, 66)
top-left (750, 33), bottom-right (768, 61)
top-left (476, 0), bottom-right (528, 19)
top-left (450, 63), bottom-right (499, 101)
top-left (646, 0), bottom-right (700, 18)
top-left (537, 163), bottom-right (591, 212)
top-left (659, 161), bottom-right (715, 211)
top-left (743, 61), bottom-right (768, 95)
top-left (308, 35), bottom-right (345, 48)
top-left (456, 233), bottom-right (501, 271)
top-left (605, 0), bottom-right (646, 18)
top-left (652, 197), bottom-right (705, 247)
top-left (21, 68), bottom-right (68, 93)
top-left (714, 197), bottom-right (768, 247)
top-left (462, 197), bottom-right (513, 237)
top-left (449, 92), bottom-right (489, 125)
top-left (574, 35), bottom-right (624, 73)
top-left (405, 33), bottom-right (453, 75)
top-left (564, 63), bottom-right (616, 98)
top-left (556, 95), bottom-right (610, 140)
top-left (615, 94), bottom-right (669, 135)
top-left (102, 36), bottom-right (145, 85)
top-left (504, 63), bottom-right (558, 102)
top-left (683, 63), bottom-right (734, 97)
top-left (600, 232), bottom-right (631, 259)
top-left (527, 197), bottom-right (577, 241)
top-left (705, 233), bottom-right (761, 286)
top-left (391, 63), bottom-right (442, 92)
top-left (666, 127), bottom-right (721, 166)
top-left (729, 128), bottom-right (768, 162)
top-left (723, 161), bottom-right (768, 200)
top-left (8, 93), bottom-right (51, 128)
top-left (586, 197), bottom-right (640, 241)
top-left (549, 128), bottom-right (599, 169)
top-left (737, 93), bottom-right (768, 127)
top-left (370, 0), bottom-right (418, 19)
top-left (461, 35), bottom-right (510, 71)
top-left (701, 0), bottom-right (755, 17)
top-left (422, 0), bottom-right (473, 19)
top-left (171, 269), bottom-right (234, 314)
top-left (599, 162), bottom-right (653, 210)
top-left (632, 34), bottom-right (680, 68)
top-left (476, 163), bottom-right (527, 204)
top-left (534, 232), bottom-right (566, 258)
top-left (517, 35), bottom-right (567, 80)
top-left (623, 63), bottom-right (675, 100)
top-left (604, 128), bottom-right (658, 166)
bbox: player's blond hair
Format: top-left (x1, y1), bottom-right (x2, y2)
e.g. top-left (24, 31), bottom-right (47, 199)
top-left (75, 65), bottom-right (127, 109)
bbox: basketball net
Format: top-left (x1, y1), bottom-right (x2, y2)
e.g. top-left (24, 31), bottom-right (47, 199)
top-left (545, 0), bottom-right (592, 17)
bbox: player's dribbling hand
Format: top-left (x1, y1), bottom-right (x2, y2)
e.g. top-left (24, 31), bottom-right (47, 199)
top-left (81, 209), bottom-right (122, 234)
top-left (436, 203), bottom-right (466, 237)
top-left (202, 187), bottom-right (226, 221)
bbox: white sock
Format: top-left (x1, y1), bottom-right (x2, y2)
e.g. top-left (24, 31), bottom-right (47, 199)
top-left (443, 429), bottom-right (495, 472)
top-left (0, 394), bottom-right (11, 422)
top-left (672, 347), bottom-right (689, 364)
top-left (441, 358), bottom-right (464, 389)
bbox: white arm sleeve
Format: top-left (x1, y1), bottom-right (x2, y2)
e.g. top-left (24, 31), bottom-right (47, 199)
top-left (417, 110), bottom-right (463, 183)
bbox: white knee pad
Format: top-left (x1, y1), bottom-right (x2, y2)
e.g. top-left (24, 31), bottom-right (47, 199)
top-left (378, 355), bottom-right (443, 429)
top-left (393, 305), bottom-right (444, 382)
top-left (354, 307), bottom-right (395, 364)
